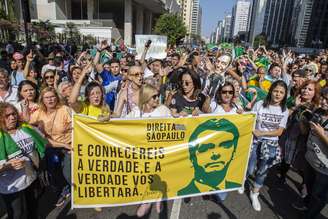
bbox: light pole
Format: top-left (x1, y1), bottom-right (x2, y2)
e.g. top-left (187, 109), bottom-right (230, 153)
top-left (20, 0), bottom-right (31, 44)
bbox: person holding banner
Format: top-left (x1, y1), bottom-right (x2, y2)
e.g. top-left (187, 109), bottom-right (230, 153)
top-left (169, 67), bottom-right (210, 117)
top-left (0, 102), bottom-right (47, 219)
top-left (207, 81), bottom-right (244, 202)
top-left (210, 81), bottom-right (243, 115)
top-left (247, 80), bottom-right (289, 211)
top-left (126, 84), bottom-right (170, 217)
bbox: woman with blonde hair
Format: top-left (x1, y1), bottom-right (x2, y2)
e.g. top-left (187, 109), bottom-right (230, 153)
top-left (114, 66), bottom-right (144, 118)
top-left (127, 84), bottom-right (170, 217)
top-left (126, 83), bottom-right (171, 118)
top-left (29, 87), bottom-right (73, 207)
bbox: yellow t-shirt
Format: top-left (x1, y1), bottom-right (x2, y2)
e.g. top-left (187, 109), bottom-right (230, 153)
top-left (80, 102), bottom-right (109, 118)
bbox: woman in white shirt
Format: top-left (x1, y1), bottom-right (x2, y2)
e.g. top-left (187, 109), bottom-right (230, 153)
top-left (127, 84), bottom-right (170, 217)
top-left (247, 80), bottom-right (289, 211)
top-left (210, 81), bottom-right (243, 202)
top-left (210, 81), bottom-right (243, 115)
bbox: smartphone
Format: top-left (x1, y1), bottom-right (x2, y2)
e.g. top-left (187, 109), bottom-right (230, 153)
top-left (145, 40), bottom-right (152, 48)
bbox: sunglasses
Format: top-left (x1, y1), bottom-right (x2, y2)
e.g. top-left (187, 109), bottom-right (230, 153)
top-left (130, 72), bottom-right (144, 77)
top-left (305, 69), bottom-right (313, 72)
top-left (152, 94), bottom-right (159, 100)
top-left (45, 75), bottom-right (54, 79)
top-left (221, 90), bottom-right (234, 95)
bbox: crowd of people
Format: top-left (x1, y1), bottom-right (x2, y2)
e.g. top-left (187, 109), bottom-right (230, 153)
top-left (0, 39), bottom-right (327, 219)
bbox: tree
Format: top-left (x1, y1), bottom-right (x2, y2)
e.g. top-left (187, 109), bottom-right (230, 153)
top-left (31, 20), bottom-right (56, 44)
top-left (154, 13), bottom-right (187, 46)
top-left (63, 22), bottom-right (81, 43)
top-left (0, 19), bottom-right (19, 42)
top-left (0, 0), bottom-right (18, 42)
top-left (253, 33), bottom-right (268, 48)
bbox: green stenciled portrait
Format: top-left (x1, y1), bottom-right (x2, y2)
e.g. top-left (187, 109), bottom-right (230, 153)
top-left (178, 118), bottom-right (241, 196)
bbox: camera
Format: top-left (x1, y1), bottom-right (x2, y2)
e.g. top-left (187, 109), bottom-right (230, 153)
top-left (301, 108), bottom-right (328, 126)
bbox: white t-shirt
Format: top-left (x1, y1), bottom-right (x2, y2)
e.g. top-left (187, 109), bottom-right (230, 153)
top-left (252, 100), bottom-right (289, 141)
top-left (126, 105), bottom-right (171, 118)
top-left (210, 101), bottom-right (240, 114)
top-left (0, 129), bottom-right (39, 194)
top-left (0, 86), bottom-right (18, 105)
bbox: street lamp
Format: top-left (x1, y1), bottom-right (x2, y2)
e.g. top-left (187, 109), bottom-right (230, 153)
top-left (20, 0), bottom-right (31, 44)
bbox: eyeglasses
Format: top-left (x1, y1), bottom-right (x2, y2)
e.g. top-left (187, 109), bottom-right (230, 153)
top-left (181, 81), bottom-right (193, 86)
top-left (221, 90), bottom-right (234, 95)
top-left (45, 75), bottom-right (54, 79)
top-left (305, 69), bottom-right (313, 72)
top-left (152, 94), bottom-right (160, 100)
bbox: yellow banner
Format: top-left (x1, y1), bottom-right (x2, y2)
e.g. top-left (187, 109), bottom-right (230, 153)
top-left (72, 113), bottom-right (256, 208)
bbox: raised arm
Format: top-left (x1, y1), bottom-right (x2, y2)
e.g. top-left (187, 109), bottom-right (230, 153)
top-left (68, 64), bottom-right (92, 112)
top-left (23, 50), bottom-right (34, 78)
top-left (140, 41), bottom-right (151, 70)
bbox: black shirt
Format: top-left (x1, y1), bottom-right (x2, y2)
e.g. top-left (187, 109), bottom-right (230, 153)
top-left (170, 93), bottom-right (206, 114)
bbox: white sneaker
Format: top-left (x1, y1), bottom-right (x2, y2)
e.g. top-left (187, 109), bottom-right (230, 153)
top-left (250, 191), bottom-right (261, 211)
top-left (238, 187), bottom-right (245, 194)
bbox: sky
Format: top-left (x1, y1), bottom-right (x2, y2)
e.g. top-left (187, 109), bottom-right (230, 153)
top-left (200, 0), bottom-right (235, 38)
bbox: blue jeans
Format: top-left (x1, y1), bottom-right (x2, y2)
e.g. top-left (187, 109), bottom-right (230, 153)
top-left (247, 139), bottom-right (280, 188)
top-left (247, 141), bottom-right (259, 178)
top-left (254, 159), bottom-right (270, 188)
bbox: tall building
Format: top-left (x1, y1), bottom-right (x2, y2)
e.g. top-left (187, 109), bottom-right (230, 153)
top-left (262, 0), bottom-right (294, 46)
top-left (197, 5), bottom-right (202, 36)
top-left (248, 0), bottom-right (295, 47)
top-left (178, 0), bottom-right (201, 36)
top-left (231, 0), bottom-right (251, 37)
top-left (290, 0), bottom-right (312, 47)
top-left (248, 0), bottom-right (268, 45)
top-left (215, 20), bottom-right (224, 43)
top-left (305, 0), bottom-right (328, 48)
top-left (292, 0), bottom-right (328, 48)
top-left (30, 0), bottom-right (180, 46)
top-left (223, 14), bottom-right (232, 42)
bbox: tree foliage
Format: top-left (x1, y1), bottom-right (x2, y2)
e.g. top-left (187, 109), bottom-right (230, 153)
top-left (31, 20), bottom-right (56, 44)
top-left (64, 22), bottom-right (81, 43)
top-left (253, 33), bottom-right (268, 48)
top-left (154, 13), bottom-right (187, 46)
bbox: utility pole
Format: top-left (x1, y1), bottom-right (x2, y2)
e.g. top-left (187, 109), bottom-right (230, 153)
top-left (20, 0), bottom-right (31, 45)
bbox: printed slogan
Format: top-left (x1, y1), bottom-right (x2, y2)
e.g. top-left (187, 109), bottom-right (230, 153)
top-left (72, 114), bottom-right (256, 208)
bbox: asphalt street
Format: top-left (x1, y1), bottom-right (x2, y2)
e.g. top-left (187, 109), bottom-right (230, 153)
top-left (27, 167), bottom-right (328, 219)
